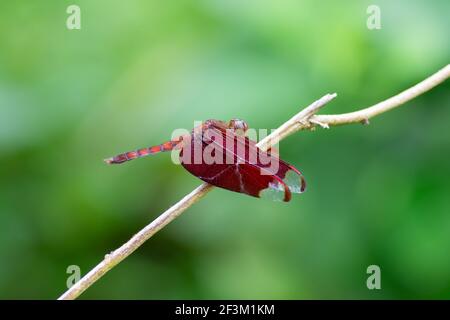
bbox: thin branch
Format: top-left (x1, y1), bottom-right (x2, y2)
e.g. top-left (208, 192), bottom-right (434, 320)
top-left (312, 64), bottom-right (450, 126)
top-left (255, 93), bottom-right (337, 151)
top-left (59, 183), bottom-right (214, 300)
top-left (58, 64), bottom-right (449, 300)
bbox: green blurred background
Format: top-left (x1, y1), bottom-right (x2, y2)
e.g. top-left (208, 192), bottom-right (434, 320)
top-left (0, 0), bottom-right (449, 299)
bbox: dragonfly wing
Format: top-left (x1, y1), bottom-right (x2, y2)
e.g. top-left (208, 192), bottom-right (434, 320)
top-left (273, 158), bottom-right (306, 194)
top-left (235, 134), bottom-right (306, 195)
top-left (236, 162), bottom-right (292, 201)
top-left (181, 161), bottom-right (292, 201)
top-left (180, 127), bottom-right (305, 201)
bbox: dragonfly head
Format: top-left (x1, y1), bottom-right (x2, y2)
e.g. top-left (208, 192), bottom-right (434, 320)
top-left (228, 118), bottom-right (248, 133)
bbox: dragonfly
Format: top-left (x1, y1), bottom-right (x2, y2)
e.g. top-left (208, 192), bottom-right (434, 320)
top-left (105, 119), bottom-right (306, 202)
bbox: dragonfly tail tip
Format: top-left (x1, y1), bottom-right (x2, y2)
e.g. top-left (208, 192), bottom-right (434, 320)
top-left (104, 158), bottom-right (114, 165)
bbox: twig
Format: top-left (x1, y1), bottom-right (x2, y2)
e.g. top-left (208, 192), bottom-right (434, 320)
top-left (58, 64), bottom-right (449, 300)
top-left (255, 93), bottom-right (337, 151)
top-left (311, 64), bottom-right (450, 126)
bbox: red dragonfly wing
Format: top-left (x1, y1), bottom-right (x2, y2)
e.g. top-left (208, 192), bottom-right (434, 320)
top-left (235, 132), bottom-right (307, 195)
top-left (180, 127), bottom-right (306, 202)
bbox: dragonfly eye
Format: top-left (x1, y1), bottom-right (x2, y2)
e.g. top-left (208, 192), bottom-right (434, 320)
top-left (228, 119), bottom-right (248, 132)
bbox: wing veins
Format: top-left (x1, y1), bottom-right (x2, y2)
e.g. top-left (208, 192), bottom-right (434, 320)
top-left (206, 129), bottom-right (279, 177)
top-left (196, 165), bottom-right (233, 182)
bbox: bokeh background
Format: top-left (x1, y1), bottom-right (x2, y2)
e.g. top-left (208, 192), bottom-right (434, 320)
top-left (0, 0), bottom-right (449, 299)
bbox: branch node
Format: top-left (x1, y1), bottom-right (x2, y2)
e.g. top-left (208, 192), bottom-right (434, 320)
top-left (309, 119), bottom-right (330, 129)
top-left (361, 118), bottom-right (370, 125)
top-left (105, 251), bottom-right (114, 260)
top-left (297, 119), bottom-right (311, 128)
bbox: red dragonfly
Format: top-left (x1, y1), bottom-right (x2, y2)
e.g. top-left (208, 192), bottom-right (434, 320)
top-left (105, 119), bottom-right (306, 202)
